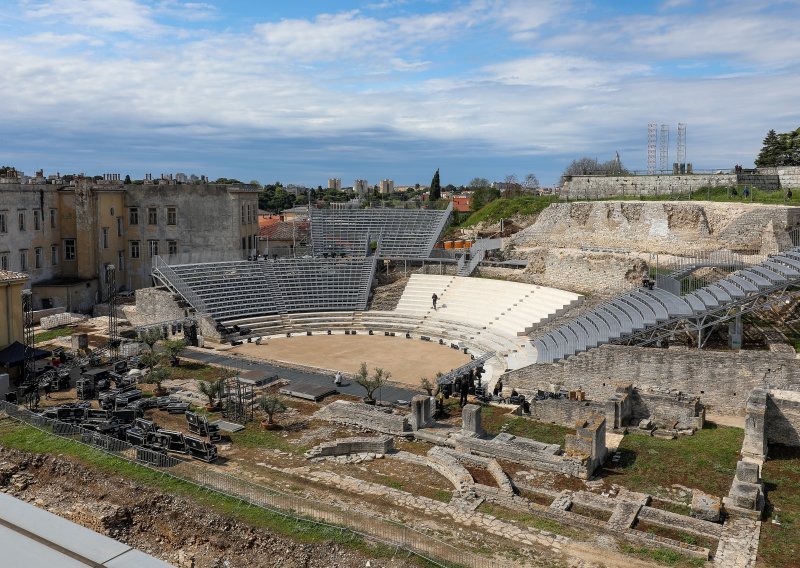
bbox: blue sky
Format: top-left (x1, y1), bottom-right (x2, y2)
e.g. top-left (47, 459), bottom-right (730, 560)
top-left (1, 0), bottom-right (799, 186)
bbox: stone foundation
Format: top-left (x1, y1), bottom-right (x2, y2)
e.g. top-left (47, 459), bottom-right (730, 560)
top-left (304, 436), bottom-right (394, 459)
top-left (315, 400), bottom-right (410, 435)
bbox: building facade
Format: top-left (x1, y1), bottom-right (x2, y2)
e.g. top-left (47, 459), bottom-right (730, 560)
top-left (0, 270), bottom-right (27, 349)
top-left (327, 178), bottom-right (342, 191)
top-left (379, 179), bottom-right (394, 194)
top-left (0, 178), bottom-right (259, 312)
top-left (353, 179), bottom-right (370, 196)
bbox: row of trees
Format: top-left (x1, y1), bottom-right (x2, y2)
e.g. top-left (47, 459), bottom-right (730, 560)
top-left (756, 128), bottom-right (800, 167)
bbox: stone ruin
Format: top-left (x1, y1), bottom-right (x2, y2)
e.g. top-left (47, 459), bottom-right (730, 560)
top-left (305, 436), bottom-right (394, 460)
top-left (314, 400), bottom-right (410, 436)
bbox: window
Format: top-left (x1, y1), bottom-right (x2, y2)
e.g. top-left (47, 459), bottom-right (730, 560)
top-left (50, 245), bottom-right (58, 266)
top-left (247, 204), bottom-right (252, 224)
top-left (117, 217), bottom-right (123, 237)
top-left (18, 211), bottom-right (25, 231)
top-left (118, 250), bottom-right (125, 272)
top-left (241, 205), bottom-right (246, 224)
top-left (0, 252), bottom-right (8, 270)
top-left (64, 239), bottom-right (76, 261)
top-left (129, 207), bottom-right (139, 225)
top-left (130, 240), bottom-right (140, 259)
top-left (19, 250), bottom-right (27, 271)
top-left (168, 240), bottom-right (177, 255)
top-left (50, 209), bottom-right (56, 228)
top-left (34, 247), bottom-right (42, 268)
top-left (167, 207), bottom-right (177, 225)
top-left (102, 227), bottom-right (109, 249)
top-left (33, 210), bottom-right (41, 230)
top-left (242, 237), bottom-right (246, 250)
top-left (148, 207), bottom-right (157, 225)
top-left (148, 240), bottom-right (159, 257)
top-left (0, 211), bottom-right (6, 233)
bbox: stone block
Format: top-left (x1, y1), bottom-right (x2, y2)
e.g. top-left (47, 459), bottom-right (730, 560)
top-left (638, 418), bottom-right (653, 430)
top-left (736, 460), bottom-right (760, 484)
top-left (461, 404), bottom-right (484, 436)
top-left (728, 481), bottom-right (761, 510)
top-left (691, 490), bottom-right (721, 523)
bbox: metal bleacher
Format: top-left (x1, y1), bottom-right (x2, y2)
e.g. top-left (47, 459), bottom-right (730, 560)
top-left (153, 256), bottom-right (376, 323)
top-left (310, 203), bottom-right (453, 259)
top-left (532, 247), bottom-right (800, 363)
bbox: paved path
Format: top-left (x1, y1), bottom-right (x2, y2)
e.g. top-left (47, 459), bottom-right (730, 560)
top-left (183, 349), bottom-right (418, 404)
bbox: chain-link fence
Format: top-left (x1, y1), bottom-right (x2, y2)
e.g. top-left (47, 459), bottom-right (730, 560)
top-left (0, 400), bottom-right (517, 568)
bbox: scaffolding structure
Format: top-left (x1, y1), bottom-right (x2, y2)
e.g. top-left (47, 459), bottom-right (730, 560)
top-left (659, 124), bottom-right (670, 173)
top-left (106, 264), bottom-right (120, 361)
top-left (220, 377), bottom-right (255, 424)
top-left (647, 123), bottom-right (657, 174)
top-left (677, 123), bottom-right (687, 173)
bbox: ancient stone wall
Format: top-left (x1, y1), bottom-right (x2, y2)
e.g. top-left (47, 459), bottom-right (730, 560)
top-left (503, 345), bottom-right (800, 416)
top-left (527, 398), bottom-right (605, 428)
top-left (131, 288), bottom-right (187, 327)
top-left (560, 173), bottom-right (738, 200)
top-left (764, 390), bottom-right (800, 447)
top-left (756, 166), bottom-right (800, 189)
top-left (508, 201), bottom-right (800, 256)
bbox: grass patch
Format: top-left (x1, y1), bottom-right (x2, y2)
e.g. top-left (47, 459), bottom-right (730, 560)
top-left (432, 489), bottom-right (452, 503)
top-left (604, 423), bottom-right (742, 497)
top-left (34, 327), bottom-right (73, 344)
top-left (0, 420), bottom-right (435, 565)
top-left (632, 520), bottom-right (717, 551)
top-left (477, 502), bottom-right (584, 539)
top-left (586, 185), bottom-right (800, 206)
top-left (619, 544), bottom-right (706, 567)
top-left (569, 503), bottom-right (612, 522)
top-left (228, 422), bottom-right (307, 454)
top-left (481, 406), bottom-right (571, 446)
top-left (759, 446), bottom-right (800, 568)
top-left (648, 498), bottom-right (692, 517)
top-left (460, 195), bottom-right (559, 226)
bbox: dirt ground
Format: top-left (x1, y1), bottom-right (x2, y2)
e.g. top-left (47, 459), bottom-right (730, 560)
top-left (0, 446), bottom-right (418, 568)
top-left (230, 335), bottom-right (471, 385)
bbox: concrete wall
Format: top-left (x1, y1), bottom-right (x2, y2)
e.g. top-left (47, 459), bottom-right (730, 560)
top-left (503, 344), bottom-right (800, 416)
top-left (508, 201), bottom-right (800, 256)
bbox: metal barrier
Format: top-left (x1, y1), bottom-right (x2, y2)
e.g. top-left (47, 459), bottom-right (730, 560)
top-left (0, 400), bottom-right (516, 568)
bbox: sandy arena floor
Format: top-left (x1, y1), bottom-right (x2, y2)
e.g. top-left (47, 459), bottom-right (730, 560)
top-left (229, 334), bottom-right (471, 385)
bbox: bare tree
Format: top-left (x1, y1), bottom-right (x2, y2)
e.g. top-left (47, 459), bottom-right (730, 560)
top-left (468, 177), bottom-right (490, 189)
top-left (522, 173), bottom-right (540, 190)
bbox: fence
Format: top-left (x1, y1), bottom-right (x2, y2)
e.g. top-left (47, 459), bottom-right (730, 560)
top-left (0, 400), bottom-right (516, 568)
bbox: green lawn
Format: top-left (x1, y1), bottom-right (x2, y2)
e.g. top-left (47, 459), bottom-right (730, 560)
top-left (34, 327), bottom-right (73, 344)
top-left (460, 195), bottom-right (559, 226)
top-left (481, 405), bottom-right (572, 446)
top-left (604, 424), bottom-right (743, 497)
top-left (759, 447), bottom-right (800, 568)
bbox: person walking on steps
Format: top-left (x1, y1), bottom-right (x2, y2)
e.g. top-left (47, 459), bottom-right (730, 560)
top-left (334, 371), bottom-right (342, 386)
top-left (432, 293), bottom-right (438, 310)
top-left (459, 376), bottom-right (469, 407)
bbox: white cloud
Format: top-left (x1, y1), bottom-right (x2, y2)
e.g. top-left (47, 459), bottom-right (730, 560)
top-left (21, 0), bottom-right (158, 33)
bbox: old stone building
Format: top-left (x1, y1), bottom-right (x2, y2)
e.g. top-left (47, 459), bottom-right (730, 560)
top-left (0, 177), bottom-right (259, 311)
top-left (0, 270), bottom-right (27, 349)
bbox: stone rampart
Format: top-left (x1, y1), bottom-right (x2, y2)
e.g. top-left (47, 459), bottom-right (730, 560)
top-left (304, 436), bottom-right (394, 459)
top-left (508, 201), bottom-right (800, 256)
top-left (315, 400), bottom-right (410, 435)
top-left (503, 345), bottom-right (800, 416)
top-left (560, 173), bottom-right (738, 200)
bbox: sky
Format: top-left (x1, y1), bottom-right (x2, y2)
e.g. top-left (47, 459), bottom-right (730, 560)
top-left (1, 0), bottom-right (799, 187)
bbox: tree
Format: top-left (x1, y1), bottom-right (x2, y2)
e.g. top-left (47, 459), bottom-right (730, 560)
top-left (257, 395), bottom-right (287, 425)
top-left (429, 169), bottom-right (441, 201)
top-left (560, 156), bottom-right (630, 186)
top-left (471, 187), bottom-right (501, 210)
top-left (523, 173), bottom-right (540, 190)
top-left (354, 362), bottom-right (390, 402)
top-left (138, 350), bottom-right (164, 374)
top-left (468, 177), bottom-right (490, 189)
top-left (162, 338), bottom-right (187, 366)
top-left (124, 175), bottom-right (131, 184)
top-left (198, 379), bottom-right (223, 408)
top-left (141, 328), bottom-right (162, 351)
top-left (142, 366), bottom-right (170, 392)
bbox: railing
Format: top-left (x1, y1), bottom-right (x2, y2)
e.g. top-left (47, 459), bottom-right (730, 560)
top-left (151, 256), bottom-right (210, 315)
top-left (0, 400), bottom-right (517, 568)
top-left (458, 238), bottom-right (503, 276)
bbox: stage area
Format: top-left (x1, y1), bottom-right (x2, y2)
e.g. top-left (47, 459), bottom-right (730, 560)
top-left (229, 334), bottom-right (472, 385)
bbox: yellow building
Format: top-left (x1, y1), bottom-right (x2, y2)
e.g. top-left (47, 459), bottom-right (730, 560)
top-left (0, 270), bottom-right (27, 349)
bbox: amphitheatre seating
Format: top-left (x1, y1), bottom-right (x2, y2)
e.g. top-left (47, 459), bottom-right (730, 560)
top-left (310, 205), bottom-right (452, 259)
top-left (534, 247), bottom-right (800, 363)
top-left (157, 257), bottom-right (376, 323)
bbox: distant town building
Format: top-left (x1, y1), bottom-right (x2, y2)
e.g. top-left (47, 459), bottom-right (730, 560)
top-left (353, 179), bottom-right (370, 196)
top-left (450, 194), bottom-right (472, 212)
top-left (379, 179), bottom-right (394, 194)
top-left (327, 178), bottom-right (342, 191)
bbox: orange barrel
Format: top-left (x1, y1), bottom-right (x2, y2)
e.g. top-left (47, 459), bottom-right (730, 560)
top-left (444, 241), bottom-right (454, 249)
top-left (434, 241), bottom-right (443, 249)
top-left (454, 240), bottom-right (464, 248)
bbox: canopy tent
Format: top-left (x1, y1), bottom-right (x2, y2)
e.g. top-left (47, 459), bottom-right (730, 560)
top-left (0, 342), bottom-right (52, 367)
